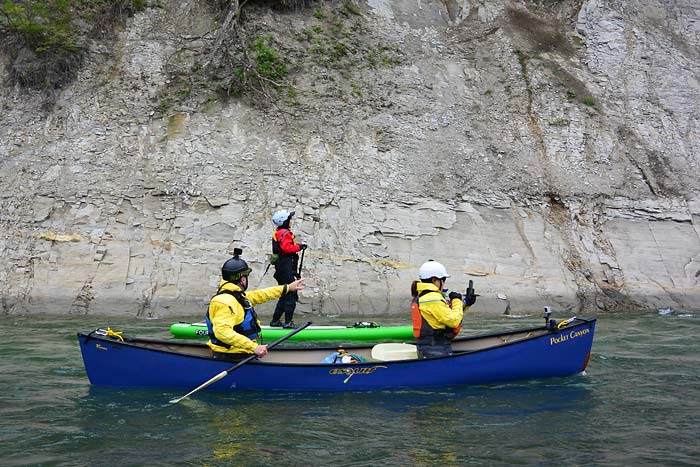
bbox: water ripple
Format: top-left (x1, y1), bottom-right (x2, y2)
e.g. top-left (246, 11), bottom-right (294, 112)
top-left (1, 312), bottom-right (699, 466)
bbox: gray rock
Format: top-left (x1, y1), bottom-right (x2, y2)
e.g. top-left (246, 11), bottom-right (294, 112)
top-left (1, 0), bottom-right (699, 317)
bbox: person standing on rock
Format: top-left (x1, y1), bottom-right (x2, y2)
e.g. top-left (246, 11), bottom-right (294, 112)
top-left (206, 248), bottom-right (303, 359)
top-left (411, 260), bottom-right (477, 358)
top-left (270, 209), bottom-right (307, 329)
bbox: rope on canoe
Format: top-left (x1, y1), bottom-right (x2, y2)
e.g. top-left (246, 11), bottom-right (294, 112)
top-left (106, 327), bottom-right (124, 342)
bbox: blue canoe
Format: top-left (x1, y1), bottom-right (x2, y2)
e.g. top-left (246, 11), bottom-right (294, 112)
top-left (77, 317), bottom-right (596, 392)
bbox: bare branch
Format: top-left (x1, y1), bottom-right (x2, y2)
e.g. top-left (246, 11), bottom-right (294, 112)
top-left (204, 0), bottom-right (241, 69)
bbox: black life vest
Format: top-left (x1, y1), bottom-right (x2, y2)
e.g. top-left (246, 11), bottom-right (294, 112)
top-left (271, 228), bottom-right (299, 278)
top-left (205, 286), bottom-right (261, 349)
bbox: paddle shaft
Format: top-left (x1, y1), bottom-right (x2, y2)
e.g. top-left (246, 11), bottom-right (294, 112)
top-left (169, 321), bottom-right (312, 403)
top-left (298, 247), bottom-right (305, 277)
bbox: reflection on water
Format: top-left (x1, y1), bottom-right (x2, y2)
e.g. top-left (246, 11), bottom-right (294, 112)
top-left (0, 312), bottom-right (698, 466)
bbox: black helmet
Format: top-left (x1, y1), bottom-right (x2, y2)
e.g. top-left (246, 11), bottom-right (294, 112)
top-left (222, 248), bottom-right (252, 282)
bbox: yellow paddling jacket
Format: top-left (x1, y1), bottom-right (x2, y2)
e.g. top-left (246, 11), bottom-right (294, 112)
top-left (413, 282), bottom-right (465, 338)
top-left (207, 280), bottom-right (286, 354)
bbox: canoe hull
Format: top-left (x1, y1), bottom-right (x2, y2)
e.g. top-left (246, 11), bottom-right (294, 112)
top-left (79, 319), bottom-right (596, 392)
top-left (169, 322), bottom-right (415, 342)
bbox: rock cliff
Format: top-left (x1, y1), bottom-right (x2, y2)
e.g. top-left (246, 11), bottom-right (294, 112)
top-left (1, 0), bottom-right (699, 317)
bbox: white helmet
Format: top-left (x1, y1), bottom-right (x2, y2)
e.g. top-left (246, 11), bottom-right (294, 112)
top-left (418, 260), bottom-right (450, 280)
top-left (272, 209), bottom-right (295, 227)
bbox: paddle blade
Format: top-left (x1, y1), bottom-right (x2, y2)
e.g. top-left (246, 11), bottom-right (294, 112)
top-left (371, 343), bottom-right (418, 361)
top-left (169, 370), bottom-right (228, 404)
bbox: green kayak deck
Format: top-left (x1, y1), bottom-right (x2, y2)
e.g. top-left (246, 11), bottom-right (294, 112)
top-left (170, 322), bottom-right (414, 342)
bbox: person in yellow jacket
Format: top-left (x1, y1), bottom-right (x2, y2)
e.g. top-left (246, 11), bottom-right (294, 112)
top-left (411, 260), bottom-right (477, 358)
top-left (205, 248), bottom-right (304, 358)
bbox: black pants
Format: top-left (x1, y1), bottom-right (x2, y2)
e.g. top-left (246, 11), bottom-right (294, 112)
top-left (273, 266), bottom-right (298, 324)
top-left (272, 290), bottom-right (298, 323)
top-left (416, 333), bottom-right (452, 359)
top-left (416, 343), bottom-right (452, 359)
top-left (211, 351), bottom-right (248, 362)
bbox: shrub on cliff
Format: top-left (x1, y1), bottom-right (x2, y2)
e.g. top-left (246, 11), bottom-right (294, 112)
top-left (0, 0), bottom-right (146, 90)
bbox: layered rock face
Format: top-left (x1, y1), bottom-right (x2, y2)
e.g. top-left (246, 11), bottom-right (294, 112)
top-left (1, 0), bottom-right (699, 317)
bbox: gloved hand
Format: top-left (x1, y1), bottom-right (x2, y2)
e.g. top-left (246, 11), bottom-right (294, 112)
top-left (448, 291), bottom-right (463, 302)
top-left (299, 243), bottom-right (307, 250)
top-left (464, 292), bottom-right (477, 307)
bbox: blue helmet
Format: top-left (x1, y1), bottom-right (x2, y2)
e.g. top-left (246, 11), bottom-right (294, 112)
top-left (272, 209), bottom-right (295, 227)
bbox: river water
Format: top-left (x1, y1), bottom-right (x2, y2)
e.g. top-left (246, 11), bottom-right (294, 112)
top-left (1, 310), bottom-right (698, 466)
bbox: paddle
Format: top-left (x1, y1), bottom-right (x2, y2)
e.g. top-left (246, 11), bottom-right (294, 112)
top-left (371, 343), bottom-right (418, 361)
top-left (169, 321), bottom-right (312, 404)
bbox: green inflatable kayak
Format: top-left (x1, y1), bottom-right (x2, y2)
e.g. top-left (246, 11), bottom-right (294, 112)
top-left (169, 321), bottom-right (414, 342)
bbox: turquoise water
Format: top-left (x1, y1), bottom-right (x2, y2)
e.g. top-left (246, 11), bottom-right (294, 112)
top-left (1, 311), bottom-right (698, 466)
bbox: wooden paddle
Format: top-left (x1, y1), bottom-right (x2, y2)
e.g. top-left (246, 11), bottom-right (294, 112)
top-left (371, 343), bottom-right (418, 361)
top-left (169, 321), bottom-right (312, 404)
